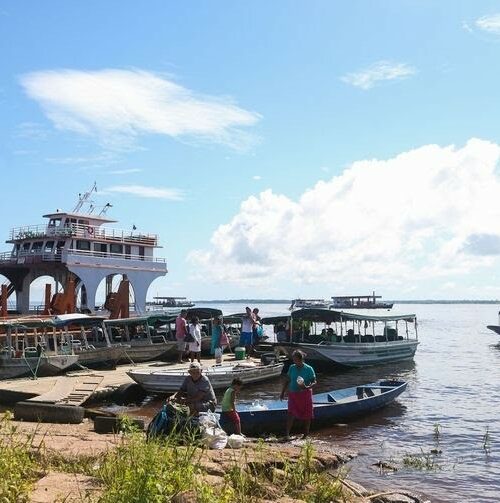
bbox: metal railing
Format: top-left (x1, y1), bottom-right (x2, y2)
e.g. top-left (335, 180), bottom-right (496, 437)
top-left (10, 223), bottom-right (159, 246)
top-left (66, 248), bottom-right (166, 263)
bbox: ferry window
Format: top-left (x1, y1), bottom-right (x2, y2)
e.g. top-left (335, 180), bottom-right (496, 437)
top-left (44, 241), bottom-right (55, 253)
top-left (48, 218), bottom-right (62, 227)
top-left (31, 242), bottom-right (43, 253)
top-left (110, 244), bottom-right (123, 254)
top-left (125, 245), bottom-right (131, 258)
top-left (56, 241), bottom-right (65, 250)
top-left (94, 243), bottom-right (107, 253)
top-left (76, 240), bottom-right (91, 251)
top-left (78, 219), bottom-right (89, 225)
top-left (22, 242), bottom-right (31, 252)
top-left (139, 246), bottom-right (145, 260)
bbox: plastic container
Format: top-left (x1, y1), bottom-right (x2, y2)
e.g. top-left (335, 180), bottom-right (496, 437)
top-left (235, 347), bottom-right (246, 360)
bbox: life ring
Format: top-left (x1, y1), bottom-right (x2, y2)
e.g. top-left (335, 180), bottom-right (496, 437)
top-left (87, 226), bottom-right (94, 235)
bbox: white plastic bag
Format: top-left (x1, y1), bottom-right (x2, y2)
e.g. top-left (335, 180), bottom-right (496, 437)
top-left (227, 434), bottom-right (245, 449)
top-left (202, 426), bottom-right (228, 450)
top-left (198, 411), bottom-right (220, 428)
top-left (214, 347), bottom-right (223, 365)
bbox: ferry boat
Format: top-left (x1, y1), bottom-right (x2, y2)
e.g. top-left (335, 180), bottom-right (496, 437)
top-left (146, 296), bottom-right (195, 313)
top-left (0, 183), bottom-right (167, 316)
top-left (330, 292), bottom-right (393, 310)
top-left (289, 298), bottom-right (330, 311)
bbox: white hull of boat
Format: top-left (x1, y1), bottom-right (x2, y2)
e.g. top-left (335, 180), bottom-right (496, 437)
top-left (127, 362), bottom-right (284, 393)
top-left (275, 340), bottom-right (419, 367)
top-left (0, 354), bottom-right (79, 380)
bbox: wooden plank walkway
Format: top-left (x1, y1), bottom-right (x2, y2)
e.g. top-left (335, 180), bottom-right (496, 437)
top-left (28, 374), bottom-right (104, 406)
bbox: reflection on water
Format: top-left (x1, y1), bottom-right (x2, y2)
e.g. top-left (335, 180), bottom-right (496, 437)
top-left (118, 303), bottom-right (500, 502)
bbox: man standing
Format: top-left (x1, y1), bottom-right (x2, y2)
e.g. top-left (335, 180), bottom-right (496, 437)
top-left (240, 306), bottom-right (255, 357)
top-left (175, 309), bottom-right (188, 363)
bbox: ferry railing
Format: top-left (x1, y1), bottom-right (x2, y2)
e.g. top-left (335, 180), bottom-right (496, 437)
top-left (10, 224), bottom-right (159, 246)
top-left (65, 248), bottom-right (166, 263)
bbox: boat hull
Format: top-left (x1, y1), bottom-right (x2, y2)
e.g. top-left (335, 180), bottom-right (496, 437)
top-left (72, 345), bottom-right (128, 368)
top-left (127, 362), bottom-right (284, 393)
top-left (487, 325), bottom-right (500, 335)
top-left (228, 379), bottom-right (407, 435)
top-left (0, 354), bottom-right (79, 380)
top-left (275, 340), bottom-right (419, 367)
top-left (119, 341), bottom-right (177, 363)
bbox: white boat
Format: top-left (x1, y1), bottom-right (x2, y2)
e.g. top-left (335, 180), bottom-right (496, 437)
top-left (127, 361), bottom-right (284, 393)
top-left (0, 318), bottom-right (79, 379)
top-left (289, 298), bottom-right (330, 310)
top-left (268, 308), bottom-right (419, 367)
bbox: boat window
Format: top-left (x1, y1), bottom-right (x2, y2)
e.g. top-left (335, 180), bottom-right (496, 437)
top-left (48, 218), bottom-right (62, 227)
top-left (31, 241), bottom-right (43, 253)
top-left (78, 219), bottom-right (89, 225)
top-left (94, 243), bottom-right (107, 253)
top-left (56, 241), bottom-right (65, 250)
top-left (110, 244), bottom-right (123, 254)
top-left (125, 244), bottom-right (131, 259)
top-left (76, 240), bottom-right (91, 251)
top-left (22, 242), bottom-right (31, 252)
top-left (44, 241), bottom-right (55, 253)
top-left (139, 246), bottom-right (145, 260)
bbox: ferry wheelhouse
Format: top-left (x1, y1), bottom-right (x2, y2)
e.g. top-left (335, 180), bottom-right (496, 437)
top-left (0, 185), bottom-right (167, 316)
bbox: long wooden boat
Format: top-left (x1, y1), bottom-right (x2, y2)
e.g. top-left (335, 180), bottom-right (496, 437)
top-left (220, 379), bottom-right (407, 435)
top-left (127, 361), bottom-right (284, 393)
top-left (267, 308), bottom-right (419, 367)
top-left (104, 315), bottom-right (177, 363)
top-left (486, 325), bottom-right (500, 335)
top-left (0, 318), bottom-right (79, 379)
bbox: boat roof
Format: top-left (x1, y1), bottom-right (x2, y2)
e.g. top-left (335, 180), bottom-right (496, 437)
top-left (104, 314), bottom-right (175, 326)
top-left (186, 307), bottom-right (223, 320)
top-left (262, 308), bottom-right (416, 323)
top-left (53, 314), bottom-right (107, 327)
top-left (332, 295), bottom-right (382, 300)
top-left (42, 211), bottom-right (116, 223)
top-left (0, 317), bottom-right (55, 329)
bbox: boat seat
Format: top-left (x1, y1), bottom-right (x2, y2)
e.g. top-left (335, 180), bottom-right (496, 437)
top-left (327, 394), bottom-right (336, 403)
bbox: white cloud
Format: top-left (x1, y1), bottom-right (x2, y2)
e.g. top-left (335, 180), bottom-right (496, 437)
top-left (476, 14), bottom-right (500, 33)
top-left (341, 61), bottom-right (416, 90)
top-left (107, 168), bottom-right (142, 175)
top-left (104, 184), bottom-right (184, 201)
top-left (20, 69), bottom-right (261, 150)
top-left (189, 139), bottom-right (500, 292)
top-left (253, 175), bottom-right (262, 180)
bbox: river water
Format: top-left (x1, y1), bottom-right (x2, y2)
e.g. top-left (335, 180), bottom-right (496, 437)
top-left (128, 302), bottom-right (500, 502)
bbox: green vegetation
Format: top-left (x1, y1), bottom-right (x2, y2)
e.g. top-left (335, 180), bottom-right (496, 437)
top-left (0, 413), bottom-right (352, 503)
top-left (402, 449), bottom-right (442, 471)
top-left (0, 411), bottom-right (40, 502)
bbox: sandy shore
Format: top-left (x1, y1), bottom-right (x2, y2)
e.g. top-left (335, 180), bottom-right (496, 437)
top-left (1, 418), bottom-right (429, 503)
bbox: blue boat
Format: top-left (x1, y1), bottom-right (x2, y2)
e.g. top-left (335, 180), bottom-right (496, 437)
top-left (220, 379), bottom-right (407, 435)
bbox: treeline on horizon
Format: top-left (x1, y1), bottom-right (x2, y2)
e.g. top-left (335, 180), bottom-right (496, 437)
top-left (195, 299), bottom-right (500, 305)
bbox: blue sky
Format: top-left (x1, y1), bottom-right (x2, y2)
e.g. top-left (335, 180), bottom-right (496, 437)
top-left (3, 1), bottom-right (500, 300)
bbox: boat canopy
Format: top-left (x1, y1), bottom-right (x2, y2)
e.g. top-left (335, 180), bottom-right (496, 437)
top-left (0, 318), bottom-right (56, 329)
top-left (186, 307), bottom-right (223, 320)
top-left (263, 308), bottom-right (416, 324)
top-left (53, 314), bottom-right (107, 327)
top-left (104, 314), bottom-right (175, 326)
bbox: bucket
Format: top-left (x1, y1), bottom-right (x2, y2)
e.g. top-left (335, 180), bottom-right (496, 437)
top-left (235, 347), bottom-right (246, 360)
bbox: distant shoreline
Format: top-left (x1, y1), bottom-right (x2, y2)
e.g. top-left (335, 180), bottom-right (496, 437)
top-left (195, 299), bottom-right (500, 305)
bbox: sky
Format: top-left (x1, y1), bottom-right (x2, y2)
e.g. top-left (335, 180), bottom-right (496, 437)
top-left (2, 1), bottom-right (500, 301)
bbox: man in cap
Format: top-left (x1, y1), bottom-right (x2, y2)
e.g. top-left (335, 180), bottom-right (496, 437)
top-left (169, 361), bottom-right (216, 415)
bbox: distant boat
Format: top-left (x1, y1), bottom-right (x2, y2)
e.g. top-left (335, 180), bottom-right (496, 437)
top-left (220, 379), bottom-right (407, 435)
top-left (486, 325), bottom-right (500, 335)
top-left (146, 297), bottom-right (195, 312)
top-left (127, 361), bottom-right (284, 393)
top-left (331, 292), bottom-right (393, 310)
top-left (289, 299), bottom-right (330, 311)
top-left (266, 308), bottom-right (419, 367)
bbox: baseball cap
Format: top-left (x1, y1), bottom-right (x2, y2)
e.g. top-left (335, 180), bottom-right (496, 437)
top-left (189, 361), bottom-right (202, 370)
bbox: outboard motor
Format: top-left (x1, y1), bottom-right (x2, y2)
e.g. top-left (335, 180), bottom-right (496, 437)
top-left (260, 352), bottom-right (277, 366)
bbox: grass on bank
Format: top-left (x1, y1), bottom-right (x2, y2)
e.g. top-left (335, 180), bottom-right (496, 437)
top-left (0, 413), bottom-right (350, 503)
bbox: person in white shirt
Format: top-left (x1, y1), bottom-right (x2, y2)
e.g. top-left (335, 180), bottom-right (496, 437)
top-left (188, 316), bottom-right (202, 363)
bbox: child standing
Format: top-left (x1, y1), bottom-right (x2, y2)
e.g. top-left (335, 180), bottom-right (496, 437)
top-left (221, 378), bottom-right (242, 434)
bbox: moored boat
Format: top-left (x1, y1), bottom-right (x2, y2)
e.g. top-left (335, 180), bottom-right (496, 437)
top-left (104, 314), bottom-right (177, 363)
top-left (0, 318), bottom-right (78, 379)
top-left (268, 308), bottom-right (419, 367)
top-left (127, 360), bottom-right (284, 393)
top-left (221, 379), bottom-right (407, 435)
top-left (330, 292), bottom-right (393, 310)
